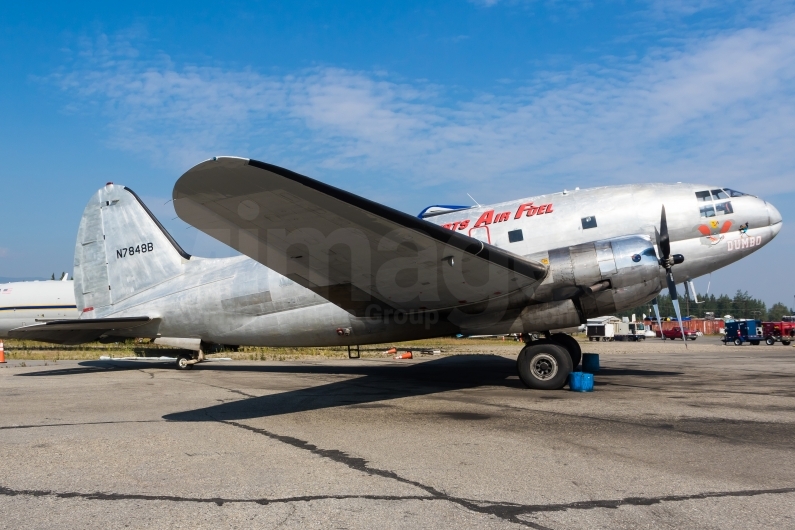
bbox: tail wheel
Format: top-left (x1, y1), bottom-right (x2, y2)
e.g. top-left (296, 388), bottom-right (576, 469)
top-left (550, 333), bottom-right (582, 369)
top-left (176, 354), bottom-right (193, 370)
top-left (517, 343), bottom-right (572, 390)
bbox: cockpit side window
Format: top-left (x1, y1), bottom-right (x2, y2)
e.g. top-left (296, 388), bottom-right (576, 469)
top-left (724, 189), bottom-right (748, 197)
top-left (695, 190), bottom-right (711, 202)
top-left (715, 201), bottom-right (733, 215)
top-left (711, 189), bottom-right (728, 200)
top-left (700, 205), bottom-right (716, 218)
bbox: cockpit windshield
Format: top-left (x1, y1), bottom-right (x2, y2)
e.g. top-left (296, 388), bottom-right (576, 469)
top-left (694, 188), bottom-right (746, 218)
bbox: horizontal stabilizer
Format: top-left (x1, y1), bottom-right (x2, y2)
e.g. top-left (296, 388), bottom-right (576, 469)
top-left (9, 317), bottom-right (154, 345)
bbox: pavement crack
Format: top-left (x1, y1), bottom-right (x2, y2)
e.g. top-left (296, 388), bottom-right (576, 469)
top-left (219, 419), bottom-right (549, 528)
top-left (0, 485), bottom-right (431, 505)
top-left (218, 419), bottom-right (795, 528)
top-left (0, 420), bottom-right (163, 430)
top-left (6, 478), bottom-right (792, 530)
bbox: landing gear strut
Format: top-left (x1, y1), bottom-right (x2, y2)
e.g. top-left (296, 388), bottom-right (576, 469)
top-left (549, 333), bottom-right (582, 369)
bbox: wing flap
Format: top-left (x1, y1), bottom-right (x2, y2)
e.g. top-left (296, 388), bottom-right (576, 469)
top-left (173, 157), bottom-right (547, 315)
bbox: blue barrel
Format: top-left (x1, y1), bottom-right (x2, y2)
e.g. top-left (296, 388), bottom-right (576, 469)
top-left (582, 353), bottom-right (600, 373)
top-left (569, 371), bottom-right (594, 392)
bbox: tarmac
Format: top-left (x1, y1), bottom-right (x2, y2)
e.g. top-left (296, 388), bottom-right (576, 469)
top-left (1, 338), bottom-right (794, 529)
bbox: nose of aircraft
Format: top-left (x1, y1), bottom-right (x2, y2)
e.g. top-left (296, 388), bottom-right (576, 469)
top-left (766, 201), bottom-right (782, 226)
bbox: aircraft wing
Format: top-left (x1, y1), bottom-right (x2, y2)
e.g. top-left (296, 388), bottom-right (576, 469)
top-left (173, 157), bottom-right (547, 316)
top-left (9, 317), bottom-right (154, 345)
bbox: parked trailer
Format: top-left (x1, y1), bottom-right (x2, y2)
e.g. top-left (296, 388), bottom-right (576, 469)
top-left (587, 323), bottom-right (615, 341)
top-left (762, 318), bottom-right (795, 345)
top-left (723, 319), bottom-right (763, 346)
top-left (614, 322), bottom-right (647, 341)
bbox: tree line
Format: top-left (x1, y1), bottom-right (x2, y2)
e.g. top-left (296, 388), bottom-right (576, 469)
top-left (617, 290), bottom-right (793, 322)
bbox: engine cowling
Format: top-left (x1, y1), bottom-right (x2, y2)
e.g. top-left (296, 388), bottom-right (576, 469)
top-left (531, 235), bottom-right (663, 318)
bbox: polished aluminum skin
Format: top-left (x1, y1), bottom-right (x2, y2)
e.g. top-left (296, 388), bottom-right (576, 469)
top-left (10, 157), bottom-right (782, 347)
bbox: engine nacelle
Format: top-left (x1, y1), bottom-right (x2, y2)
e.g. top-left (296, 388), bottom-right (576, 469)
top-left (530, 235), bottom-right (663, 319)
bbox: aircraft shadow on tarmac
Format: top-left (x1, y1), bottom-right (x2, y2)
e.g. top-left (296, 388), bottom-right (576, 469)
top-left (15, 355), bottom-right (683, 421)
top-left (166, 355), bottom-right (522, 422)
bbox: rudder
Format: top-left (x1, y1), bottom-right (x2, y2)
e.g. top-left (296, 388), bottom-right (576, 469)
top-left (74, 184), bottom-right (190, 316)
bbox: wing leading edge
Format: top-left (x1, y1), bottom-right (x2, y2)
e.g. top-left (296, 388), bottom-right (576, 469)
top-left (173, 157), bottom-right (547, 316)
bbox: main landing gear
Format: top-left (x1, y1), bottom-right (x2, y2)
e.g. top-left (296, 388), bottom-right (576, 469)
top-left (516, 333), bottom-right (581, 390)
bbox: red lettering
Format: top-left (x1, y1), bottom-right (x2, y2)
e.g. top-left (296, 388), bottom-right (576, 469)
top-left (527, 205), bottom-right (539, 216)
top-left (442, 223), bottom-right (453, 230)
top-left (474, 210), bottom-right (494, 227)
top-left (458, 219), bottom-right (470, 230)
top-left (496, 212), bottom-right (510, 222)
top-left (515, 202), bottom-right (534, 219)
top-left (450, 221), bottom-right (461, 230)
top-left (545, 203), bottom-right (553, 213)
top-left (537, 204), bottom-right (547, 215)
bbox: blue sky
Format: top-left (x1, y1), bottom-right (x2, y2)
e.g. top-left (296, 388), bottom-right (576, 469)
top-left (1, 0), bottom-right (794, 306)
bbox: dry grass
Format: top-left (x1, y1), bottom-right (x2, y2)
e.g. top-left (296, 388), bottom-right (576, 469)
top-left (1, 336), bottom-right (527, 362)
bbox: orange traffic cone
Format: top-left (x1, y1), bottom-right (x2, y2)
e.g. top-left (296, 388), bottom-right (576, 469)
top-left (394, 351), bottom-right (413, 359)
top-left (384, 347), bottom-right (397, 355)
top-left (0, 341), bottom-right (5, 363)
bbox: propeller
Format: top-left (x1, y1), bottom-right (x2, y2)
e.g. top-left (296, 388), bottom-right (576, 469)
top-left (656, 205), bottom-right (687, 346)
top-left (651, 297), bottom-right (663, 339)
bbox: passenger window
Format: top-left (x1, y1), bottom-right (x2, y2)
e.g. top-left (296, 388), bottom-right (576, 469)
top-left (581, 216), bottom-right (597, 229)
top-left (695, 191), bottom-right (711, 202)
top-left (508, 229), bottom-right (523, 243)
top-left (700, 205), bottom-right (716, 218)
top-left (724, 189), bottom-right (748, 197)
top-left (711, 189), bottom-right (728, 200)
top-left (715, 201), bottom-right (733, 215)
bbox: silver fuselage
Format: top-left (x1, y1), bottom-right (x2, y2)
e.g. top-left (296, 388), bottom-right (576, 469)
top-left (99, 183), bottom-right (782, 347)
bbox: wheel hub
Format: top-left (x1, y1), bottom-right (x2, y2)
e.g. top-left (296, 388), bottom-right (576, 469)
top-left (530, 353), bottom-right (558, 380)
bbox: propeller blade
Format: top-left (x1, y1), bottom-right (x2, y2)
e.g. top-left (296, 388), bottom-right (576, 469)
top-left (665, 269), bottom-right (687, 348)
top-left (671, 296), bottom-right (688, 349)
top-left (651, 297), bottom-right (664, 340)
top-left (666, 270), bottom-right (678, 302)
top-left (659, 205), bottom-right (671, 260)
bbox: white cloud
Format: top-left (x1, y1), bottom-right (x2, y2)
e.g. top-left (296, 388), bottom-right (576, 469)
top-left (53, 16), bottom-right (795, 196)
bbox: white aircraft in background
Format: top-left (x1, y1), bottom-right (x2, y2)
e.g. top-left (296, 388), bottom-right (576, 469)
top-left (0, 274), bottom-right (78, 337)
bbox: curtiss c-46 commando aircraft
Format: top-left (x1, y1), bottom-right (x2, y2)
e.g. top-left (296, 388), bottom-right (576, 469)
top-left (11, 157), bottom-right (782, 389)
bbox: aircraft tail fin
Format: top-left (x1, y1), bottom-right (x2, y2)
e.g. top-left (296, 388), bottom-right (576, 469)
top-left (74, 184), bottom-right (190, 317)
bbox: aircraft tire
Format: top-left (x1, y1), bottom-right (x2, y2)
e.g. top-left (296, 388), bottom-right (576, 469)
top-left (176, 354), bottom-right (193, 370)
top-left (550, 333), bottom-right (582, 369)
top-left (517, 343), bottom-right (572, 390)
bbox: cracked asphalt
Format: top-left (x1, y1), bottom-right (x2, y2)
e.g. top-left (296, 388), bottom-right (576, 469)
top-left (1, 339), bottom-right (794, 529)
